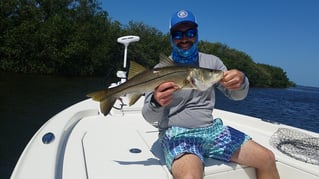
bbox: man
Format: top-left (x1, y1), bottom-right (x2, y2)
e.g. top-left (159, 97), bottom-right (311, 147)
top-left (142, 10), bottom-right (280, 179)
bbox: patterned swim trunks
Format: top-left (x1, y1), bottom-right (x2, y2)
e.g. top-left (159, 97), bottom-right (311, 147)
top-left (160, 118), bottom-right (251, 170)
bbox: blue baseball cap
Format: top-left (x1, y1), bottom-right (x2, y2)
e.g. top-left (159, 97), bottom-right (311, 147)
top-left (169, 10), bottom-right (198, 30)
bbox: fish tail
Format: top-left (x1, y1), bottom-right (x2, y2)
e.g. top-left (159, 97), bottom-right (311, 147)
top-left (87, 89), bottom-right (118, 115)
top-left (87, 90), bottom-right (109, 101)
top-left (100, 97), bottom-right (117, 115)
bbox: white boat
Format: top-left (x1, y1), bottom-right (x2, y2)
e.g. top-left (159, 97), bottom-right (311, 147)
top-left (11, 36), bottom-right (319, 179)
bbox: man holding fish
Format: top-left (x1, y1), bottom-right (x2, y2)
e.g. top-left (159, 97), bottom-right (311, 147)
top-left (142, 10), bottom-right (280, 179)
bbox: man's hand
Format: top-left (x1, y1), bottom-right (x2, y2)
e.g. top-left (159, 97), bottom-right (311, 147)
top-left (220, 69), bottom-right (245, 90)
top-left (153, 82), bottom-right (179, 107)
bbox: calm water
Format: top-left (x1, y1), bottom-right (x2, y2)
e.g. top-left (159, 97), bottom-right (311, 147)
top-left (215, 86), bottom-right (319, 133)
top-left (0, 73), bottom-right (107, 179)
top-left (1, 73), bottom-right (319, 178)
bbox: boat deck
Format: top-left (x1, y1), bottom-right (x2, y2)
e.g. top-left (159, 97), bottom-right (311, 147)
top-left (11, 98), bottom-right (319, 179)
top-left (62, 99), bottom-right (319, 179)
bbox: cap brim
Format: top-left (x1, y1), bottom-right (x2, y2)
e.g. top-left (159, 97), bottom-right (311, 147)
top-left (170, 21), bottom-right (198, 31)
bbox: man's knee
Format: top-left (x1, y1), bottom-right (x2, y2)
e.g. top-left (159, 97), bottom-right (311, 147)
top-left (263, 149), bottom-right (276, 166)
top-left (171, 153), bottom-right (203, 179)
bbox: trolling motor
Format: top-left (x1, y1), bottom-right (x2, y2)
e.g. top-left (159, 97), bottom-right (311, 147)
top-left (110, 35), bottom-right (140, 113)
top-left (116, 35), bottom-right (140, 83)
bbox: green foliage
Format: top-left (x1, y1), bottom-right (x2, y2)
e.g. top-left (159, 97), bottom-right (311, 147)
top-left (198, 41), bottom-right (294, 88)
top-left (0, 0), bottom-right (294, 88)
top-left (257, 63), bottom-right (296, 87)
top-left (125, 21), bottom-right (171, 68)
top-left (0, 0), bottom-right (117, 76)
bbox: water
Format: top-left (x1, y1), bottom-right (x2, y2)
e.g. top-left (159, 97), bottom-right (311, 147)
top-left (215, 86), bottom-right (319, 133)
top-left (1, 73), bottom-right (319, 178)
top-left (0, 73), bottom-right (107, 179)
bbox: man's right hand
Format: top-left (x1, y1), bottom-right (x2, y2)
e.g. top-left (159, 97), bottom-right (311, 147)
top-left (153, 82), bottom-right (179, 107)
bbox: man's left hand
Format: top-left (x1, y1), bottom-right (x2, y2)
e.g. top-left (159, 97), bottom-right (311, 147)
top-left (220, 69), bottom-right (245, 90)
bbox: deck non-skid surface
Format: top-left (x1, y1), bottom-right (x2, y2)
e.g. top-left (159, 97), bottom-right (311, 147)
top-left (63, 113), bottom-right (170, 179)
top-left (62, 100), bottom-right (319, 179)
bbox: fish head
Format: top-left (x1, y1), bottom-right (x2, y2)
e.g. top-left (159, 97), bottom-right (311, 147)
top-left (187, 68), bottom-right (224, 91)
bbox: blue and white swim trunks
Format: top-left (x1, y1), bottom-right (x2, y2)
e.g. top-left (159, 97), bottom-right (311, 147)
top-left (160, 118), bottom-right (251, 170)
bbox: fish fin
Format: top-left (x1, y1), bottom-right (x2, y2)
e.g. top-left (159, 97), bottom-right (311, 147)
top-left (128, 61), bottom-right (146, 79)
top-left (100, 97), bottom-right (117, 115)
top-left (128, 93), bottom-right (143, 106)
top-left (158, 53), bottom-right (175, 67)
top-left (87, 90), bottom-right (108, 101)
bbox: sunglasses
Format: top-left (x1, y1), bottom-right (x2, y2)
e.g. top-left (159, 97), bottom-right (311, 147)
top-left (171, 28), bottom-right (197, 40)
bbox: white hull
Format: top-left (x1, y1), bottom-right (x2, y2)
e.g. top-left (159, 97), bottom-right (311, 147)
top-left (11, 97), bottom-right (319, 179)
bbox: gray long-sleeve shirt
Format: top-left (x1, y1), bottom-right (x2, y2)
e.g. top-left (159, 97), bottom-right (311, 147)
top-left (142, 52), bottom-right (249, 130)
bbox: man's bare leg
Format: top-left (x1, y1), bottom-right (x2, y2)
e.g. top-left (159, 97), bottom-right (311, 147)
top-left (171, 153), bottom-right (203, 179)
top-left (231, 140), bottom-right (280, 179)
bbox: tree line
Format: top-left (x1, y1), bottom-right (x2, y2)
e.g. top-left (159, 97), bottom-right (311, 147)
top-left (0, 0), bottom-right (295, 88)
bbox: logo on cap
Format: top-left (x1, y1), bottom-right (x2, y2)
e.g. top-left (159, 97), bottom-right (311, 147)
top-left (177, 10), bottom-right (188, 18)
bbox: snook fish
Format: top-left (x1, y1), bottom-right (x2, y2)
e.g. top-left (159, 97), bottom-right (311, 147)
top-left (87, 54), bottom-right (224, 115)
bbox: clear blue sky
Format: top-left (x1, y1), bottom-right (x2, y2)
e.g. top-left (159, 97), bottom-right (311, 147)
top-left (101, 0), bottom-right (319, 87)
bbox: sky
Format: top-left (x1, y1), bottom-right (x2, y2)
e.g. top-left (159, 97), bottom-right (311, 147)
top-left (101, 0), bottom-right (319, 87)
